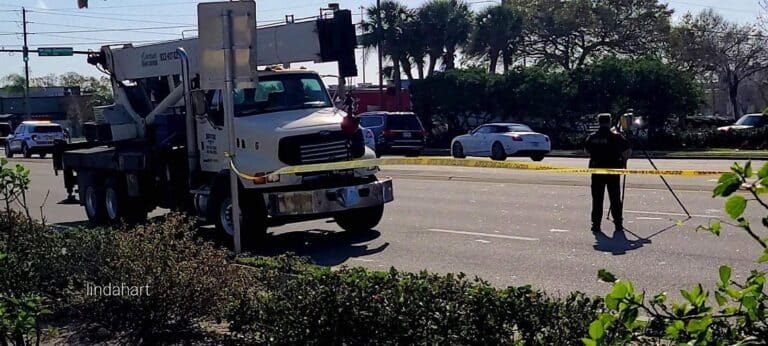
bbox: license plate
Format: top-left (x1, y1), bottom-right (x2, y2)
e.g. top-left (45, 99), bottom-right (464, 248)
top-left (403, 132), bottom-right (412, 138)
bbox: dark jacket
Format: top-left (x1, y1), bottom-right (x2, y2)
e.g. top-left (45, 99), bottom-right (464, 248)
top-left (585, 128), bottom-right (631, 169)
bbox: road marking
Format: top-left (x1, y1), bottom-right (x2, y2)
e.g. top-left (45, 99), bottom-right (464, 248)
top-left (350, 258), bottom-right (375, 262)
top-left (636, 217), bottom-right (663, 220)
top-left (624, 210), bottom-right (712, 219)
top-left (426, 228), bottom-right (539, 241)
top-left (549, 229), bottom-right (570, 233)
top-left (475, 239), bottom-right (491, 244)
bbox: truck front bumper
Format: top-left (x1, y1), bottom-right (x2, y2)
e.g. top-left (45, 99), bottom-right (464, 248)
top-left (264, 178), bottom-right (394, 217)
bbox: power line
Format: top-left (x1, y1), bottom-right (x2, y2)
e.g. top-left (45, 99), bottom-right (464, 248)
top-left (27, 10), bottom-right (194, 26)
top-left (666, 0), bottom-right (757, 14)
top-left (28, 26), bottom-right (191, 36)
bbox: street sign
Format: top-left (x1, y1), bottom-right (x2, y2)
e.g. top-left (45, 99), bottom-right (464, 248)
top-left (197, 1), bottom-right (257, 90)
top-left (38, 47), bottom-right (74, 57)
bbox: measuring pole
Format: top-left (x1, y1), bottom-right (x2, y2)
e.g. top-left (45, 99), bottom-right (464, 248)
top-left (222, 9), bottom-right (243, 253)
top-left (22, 7), bottom-right (31, 119)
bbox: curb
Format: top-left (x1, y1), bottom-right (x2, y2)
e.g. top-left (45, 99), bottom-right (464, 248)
top-left (419, 149), bottom-right (768, 161)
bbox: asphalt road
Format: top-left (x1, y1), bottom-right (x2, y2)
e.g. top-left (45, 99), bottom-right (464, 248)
top-left (6, 155), bottom-right (767, 298)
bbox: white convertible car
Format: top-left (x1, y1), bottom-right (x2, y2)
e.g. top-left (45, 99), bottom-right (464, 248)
top-left (451, 123), bottom-right (551, 161)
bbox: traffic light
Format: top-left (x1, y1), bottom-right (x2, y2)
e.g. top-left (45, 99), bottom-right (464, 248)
top-left (77, 0), bottom-right (87, 9)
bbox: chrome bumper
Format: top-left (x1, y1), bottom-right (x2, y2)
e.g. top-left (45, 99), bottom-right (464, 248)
top-left (264, 178), bottom-right (394, 217)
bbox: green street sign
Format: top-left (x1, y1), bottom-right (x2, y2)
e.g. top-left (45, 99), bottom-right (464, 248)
top-left (38, 47), bottom-right (74, 57)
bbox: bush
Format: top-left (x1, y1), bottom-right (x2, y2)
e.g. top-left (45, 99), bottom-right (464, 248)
top-left (228, 257), bottom-right (603, 345)
top-left (0, 213), bottom-right (244, 344)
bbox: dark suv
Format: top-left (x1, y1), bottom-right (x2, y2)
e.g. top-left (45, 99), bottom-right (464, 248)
top-left (360, 112), bottom-right (426, 156)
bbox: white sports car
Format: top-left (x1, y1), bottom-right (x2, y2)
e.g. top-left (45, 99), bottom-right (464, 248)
top-left (451, 123), bottom-right (551, 161)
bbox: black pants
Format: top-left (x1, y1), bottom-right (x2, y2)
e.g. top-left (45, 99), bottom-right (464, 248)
top-left (591, 174), bottom-right (623, 226)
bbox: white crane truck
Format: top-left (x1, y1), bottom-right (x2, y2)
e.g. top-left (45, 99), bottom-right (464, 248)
top-left (52, 8), bottom-right (394, 245)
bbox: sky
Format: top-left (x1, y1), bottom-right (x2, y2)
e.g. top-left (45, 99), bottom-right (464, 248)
top-left (0, 0), bottom-right (763, 86)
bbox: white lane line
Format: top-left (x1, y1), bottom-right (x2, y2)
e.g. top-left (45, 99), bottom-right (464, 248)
top-left (475, 239), bottom-right (491, 244)
top-left (550, 229), bottom-right (570, 233)
top-left (624, 210), bottom-right (713, 219)
top-left (636, 217), bottom-right (663, 220)
top-left (350, 258), bottom-right (375, 262)
top-left (426, 228), bottom-right (539, 241)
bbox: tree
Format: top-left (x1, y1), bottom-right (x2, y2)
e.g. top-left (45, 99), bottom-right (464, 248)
top-left (466, 4), bottom-right (525, 74)
top-left (0, 74), bottom-right (26, 96)
top-left (524, 0), bottom-right (672, 70)
top-left (363, 1), bottom-right (412, 110)
top-left (670, 10), bottom-right (768, 118)
top-left (417, 0), bottom-right (473, 76)
top-left (399, 17), bottom-right (427, 80)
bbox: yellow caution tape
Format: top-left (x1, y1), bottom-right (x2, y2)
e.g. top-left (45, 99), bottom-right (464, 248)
top-left (264, 157), bottom-right (726, 178)
top-left (225, 152), bottom-right (268, 183)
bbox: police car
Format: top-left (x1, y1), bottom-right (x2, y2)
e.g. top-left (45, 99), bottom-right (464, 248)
top-left (4, 121), bottom-right (66, 159)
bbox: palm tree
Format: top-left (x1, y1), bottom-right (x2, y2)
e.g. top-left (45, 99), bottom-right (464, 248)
top-left (418, 0), bottom-right (473, 76)
top-left (467, 4), bottom-right (525, 74)
top-left (400, 18), bottom-right (427, 80)
top-left (362, 0), bottom-right (412, 109)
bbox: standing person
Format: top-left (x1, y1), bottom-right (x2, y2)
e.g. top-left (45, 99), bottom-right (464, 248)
top-left (585, 113), bottom-right (631, 233)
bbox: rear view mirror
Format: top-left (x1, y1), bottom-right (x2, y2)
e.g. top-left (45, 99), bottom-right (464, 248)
top-left (190, 90), bottom-right (207, 116)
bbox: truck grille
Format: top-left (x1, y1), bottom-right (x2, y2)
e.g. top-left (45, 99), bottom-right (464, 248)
top-left (279, 130), bottom-right (365, 166)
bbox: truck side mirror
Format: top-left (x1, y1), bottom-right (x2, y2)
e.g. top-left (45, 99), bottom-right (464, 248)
top-left (190, 90), bottom-right (207, 116)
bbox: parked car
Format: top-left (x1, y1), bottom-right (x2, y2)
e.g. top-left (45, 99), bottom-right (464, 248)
top-left (0, 122), bottom-right (12, 145)
top-left (5, 121), bottom-right (66, 158)
top-left (363, 127), bottom-right (377, 155)
top-left (359, 112), bottom-right (427, 156)
top-left (451, 123), bottom-right (551, 161)
top-left (717, 113), bottom-right (766, 132)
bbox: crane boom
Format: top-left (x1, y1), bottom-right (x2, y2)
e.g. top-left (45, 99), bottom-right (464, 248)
top-left (91, 11), bottom-right (357, 82)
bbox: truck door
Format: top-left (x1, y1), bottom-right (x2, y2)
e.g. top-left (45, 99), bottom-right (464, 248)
top-left (198, 90), bottom-right (229, 173)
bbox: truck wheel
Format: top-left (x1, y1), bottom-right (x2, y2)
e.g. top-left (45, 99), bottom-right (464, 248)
top-left (82, 178), bottom-right (107, 224)
top-left (491, 142), bottom-right (507, 161)
top-left (104, 178), bottom-right (147, 224)
top-left (213, 183), bottom-right (267, 248)
top-left (334, 205), bottom-right (384, 232)
top-left (22, 143), bottom-right (31, 159)
top-left (5, 143), bottom-right (13, 158)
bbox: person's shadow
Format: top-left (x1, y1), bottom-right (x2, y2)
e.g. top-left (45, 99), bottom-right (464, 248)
top-left (592, 228), bottom-right (650, 255)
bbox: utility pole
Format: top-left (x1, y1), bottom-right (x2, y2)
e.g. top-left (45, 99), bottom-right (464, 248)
top-left (360, 6), bottom-right (366, 85)
top-left (22, 7), bottom-right (31, 119)
top-left (376, 0), bottom-right (383, 110)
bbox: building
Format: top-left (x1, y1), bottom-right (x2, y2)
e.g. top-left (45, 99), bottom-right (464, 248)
top-left (0, 87), bottom-right (92, 135)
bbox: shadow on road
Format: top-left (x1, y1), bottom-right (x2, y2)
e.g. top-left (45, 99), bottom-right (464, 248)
top-left (247, 228), bottom-right (389, 266)
top-left (593, 228), bottom-right (650, 255)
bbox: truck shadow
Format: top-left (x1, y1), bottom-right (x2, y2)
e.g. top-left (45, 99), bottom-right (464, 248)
top-left (237, 228), bottom-right (389, 267)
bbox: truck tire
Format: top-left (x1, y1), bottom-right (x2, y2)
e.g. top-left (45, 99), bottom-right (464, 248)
top-left (334, 205), bottom-right (384, 232)
top-left (5, 143), bottom-right (13, 158)
top-left (22, 143), bottom-right (31, 159)
top-left (104, 178), bottom-right (147, 224)
top-left (80, 173), bottom-right (107, 225)
top-left (212, 179), bottom-right (267, 248)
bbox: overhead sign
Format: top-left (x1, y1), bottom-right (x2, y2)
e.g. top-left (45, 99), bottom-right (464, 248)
top-left (197, 1), bottom-right (257, 90)
top-left (38, 47), bottom-right (74, 57)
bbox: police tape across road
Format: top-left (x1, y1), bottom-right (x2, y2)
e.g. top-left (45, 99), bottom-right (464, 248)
top-left (258, 157), bottom-right (727, 180)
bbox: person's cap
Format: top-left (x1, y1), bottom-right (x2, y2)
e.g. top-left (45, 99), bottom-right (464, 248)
top-left (597, 113), bottom-right (612, 126)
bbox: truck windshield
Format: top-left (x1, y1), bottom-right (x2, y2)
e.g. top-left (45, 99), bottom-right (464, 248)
top-left (233, 73), bottom-right (332, 116)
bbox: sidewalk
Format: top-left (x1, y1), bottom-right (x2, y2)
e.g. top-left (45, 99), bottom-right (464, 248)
top-left (420, 148), bottom-right (768, 160)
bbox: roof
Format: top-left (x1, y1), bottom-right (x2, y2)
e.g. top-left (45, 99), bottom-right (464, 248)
top-left (359, 111), bottom-right (416, 116)
top-left (484, 123), bottom-right (528, 127)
